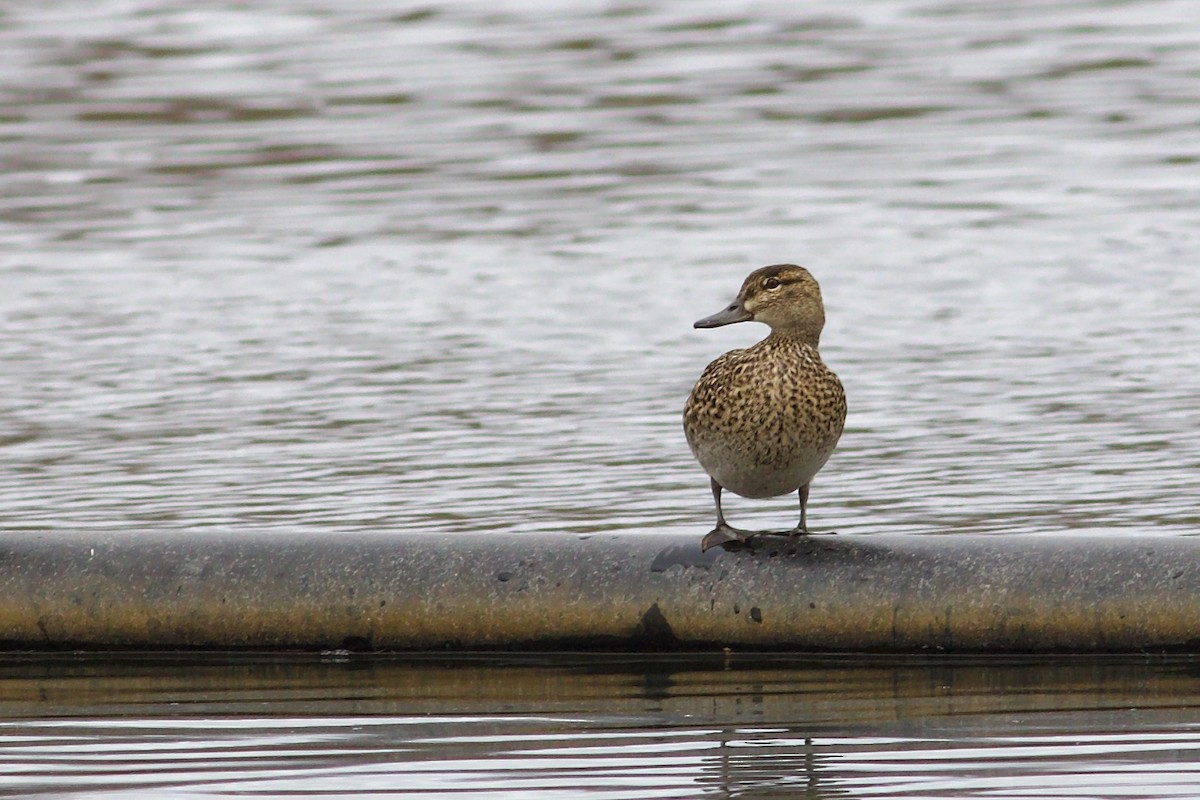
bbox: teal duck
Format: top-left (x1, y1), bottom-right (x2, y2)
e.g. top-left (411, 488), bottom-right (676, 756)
top-left (683, 264), bottom-right (847, 551)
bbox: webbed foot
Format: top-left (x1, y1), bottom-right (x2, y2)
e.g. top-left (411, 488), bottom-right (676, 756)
top-left (700, 524), bottom-right (754, 552)
top-left (785, 526), bottom-right (836, 537)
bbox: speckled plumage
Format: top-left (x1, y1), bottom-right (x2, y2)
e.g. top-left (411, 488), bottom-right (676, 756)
top-left (683, 264), bottom-right (846, 548)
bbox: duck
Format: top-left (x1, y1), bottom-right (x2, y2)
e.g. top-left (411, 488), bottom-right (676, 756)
top-left (683, 264), bottom-right (847, 552)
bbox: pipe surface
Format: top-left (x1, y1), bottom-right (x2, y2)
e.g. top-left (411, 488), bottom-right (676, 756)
top-left (1, 530), bottom-right (1198, 652)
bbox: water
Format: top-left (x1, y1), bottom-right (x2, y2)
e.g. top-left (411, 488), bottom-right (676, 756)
top-left (4, 654), bottom-right (1200, 798)
top-left (3, 0), bottom-right (1200, 794)
top-left (2, 0), bottom-right (1198, 538)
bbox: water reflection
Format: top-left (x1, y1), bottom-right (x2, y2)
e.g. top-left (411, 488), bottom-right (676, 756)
top-left (3, 655), bottom-right (1200, 796)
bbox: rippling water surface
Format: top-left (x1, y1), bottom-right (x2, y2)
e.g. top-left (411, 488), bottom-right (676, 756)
top-left (4, 655), bottom-right (1200, 798)
top-left (2, 0), bottom-right (1198, 537)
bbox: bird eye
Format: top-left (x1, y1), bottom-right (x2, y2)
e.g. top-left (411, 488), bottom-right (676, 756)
top-left (763, 277), bottom-right (782, 290)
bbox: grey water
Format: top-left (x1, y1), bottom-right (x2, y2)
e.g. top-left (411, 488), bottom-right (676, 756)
top-left (3, 0), bottom-right (1199, 539)
top-left (5, 655), bottom-right (1200, 798)
top-left (3, 0), bottom-right (1200, 795)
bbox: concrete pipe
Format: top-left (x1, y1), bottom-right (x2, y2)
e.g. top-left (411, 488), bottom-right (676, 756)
top-left (1, 530), bottom-right (1198, 653)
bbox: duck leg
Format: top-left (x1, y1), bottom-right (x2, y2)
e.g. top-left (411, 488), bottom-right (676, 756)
top-left (712, 477), bottom-right (730, 528)
top-left (794, 484), bottom-right (810, 534)
top-left (701, 478), bottom-right (752, 551)
top-left (788, 484), bottom-right (834, 536)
